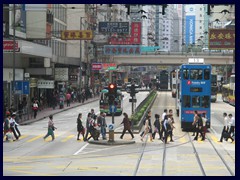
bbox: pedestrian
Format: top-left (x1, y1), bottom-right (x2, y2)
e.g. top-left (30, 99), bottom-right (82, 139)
top-left (3, 112), bottom-right (11, 141)
top-left (218, 112), bottom-right (233, 142)
top-left (84, 113), bottom-right (93, 141)
top-left (32, 100), bottom-right (38, 119)
top-left (43, 115), bottom-right (56, 141)
top-left (77, 113), bottom-right (85, 140)
top-left (66, 92), bottom-right (71, 107)
top-left (97, 112), bottom-right (107, 140)
top-left (120, 112), bottom-right (134, 139)
top-left (201, 113), bottom-right (207, 139)
top-left (141, 116), bottom-right (153, 142)
top-left (152, 114), bottom-right (161, 140)
top-left (193, 114), bottom-right (205, 141)
top-left (228, 114), bottom-right (235, 139)
top-left (9, 113), bottom-right (20, 140)
top-left (192, 110), bottom-right (198, 136)
top-left (160, 109), bottom-right (167, 141)
top-left (140, 110), bottom-right (151, 137)
top-left (163, 115), bottom-right (171, 144)
top-left (168, 114), bottom-right (175, 142)
top-left (90, 109), bottom-right (97, 120)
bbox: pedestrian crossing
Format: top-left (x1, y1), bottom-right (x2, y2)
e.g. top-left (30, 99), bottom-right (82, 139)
top-left (3, 133), bottom-right (235, 144)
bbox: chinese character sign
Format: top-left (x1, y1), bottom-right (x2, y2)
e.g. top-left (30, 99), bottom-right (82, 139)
top-left (61, 30), bottom-right (93, 40)
top-left (99, 22), bottom-right (129, 33)
top-left (209, 29), bottom-right (235, 49)
top-left (104, 45), bottom-right (141, 55)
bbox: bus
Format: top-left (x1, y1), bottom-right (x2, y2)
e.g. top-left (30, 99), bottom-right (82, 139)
top-left (211, 74), bottom-right (218, 102)
top-left (159, 70), bottom-right (169, 90)
top-left (179, 63), bottom-right (211, 130)
top-left (99, 87), bottom-right (124, 116)
top-left (170, 70), bottom-right (177, 97)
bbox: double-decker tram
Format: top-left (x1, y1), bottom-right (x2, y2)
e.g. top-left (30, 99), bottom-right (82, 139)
top-left (211, 74), bottom-right (218, 102)
top-left (99, 87), bottom-right (124, 116)
top-left (159, 70), bottom-right (169, 90)
top-left (179, 58), bottom-right (211, 130)
top-left (229, 74), bottom-right (235, 106)
top-left (170, 70), bottom-right (178, 97)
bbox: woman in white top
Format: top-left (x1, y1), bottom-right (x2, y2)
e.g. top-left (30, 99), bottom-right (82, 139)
top-left (141, 116), bottom-right (153, 142)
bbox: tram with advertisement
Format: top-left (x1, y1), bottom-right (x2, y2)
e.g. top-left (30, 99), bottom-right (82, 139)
top-left (222, 74), bottom-right (235, 106)
top-left (179, 58), bottom-right (211, 130)
top-left (99, 87), bottom-right (124, 116)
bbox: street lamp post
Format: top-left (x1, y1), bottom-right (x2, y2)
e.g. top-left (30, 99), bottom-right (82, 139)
top-left (79, 17), bottom-right (84, 92)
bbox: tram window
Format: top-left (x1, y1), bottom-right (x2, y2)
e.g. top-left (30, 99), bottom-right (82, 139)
top-left (190, 69), bottom-right (202, 80)
top-left (192, 96), bottom-right (200, 108)
top-left (183, 95), bottom-right (191, 107)
top-left (183, 69), bottom-right (189, 79)
top-left (201, 96), bottom-right (210, 108)
top-left (204, 69), bottom-right (210, 80)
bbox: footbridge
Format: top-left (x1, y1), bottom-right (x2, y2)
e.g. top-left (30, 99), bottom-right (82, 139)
top-left (113, 52), bottom-right (234, 66)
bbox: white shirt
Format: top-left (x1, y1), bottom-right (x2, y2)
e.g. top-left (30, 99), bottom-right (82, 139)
top-left (9, 118), bottom-right (18, 127)
top-left (162, 112), bottom-right (166, 121)
top-left (223, 116), bottom-right (229, 127)
top-left (229, 117), bottom-right (235, 127)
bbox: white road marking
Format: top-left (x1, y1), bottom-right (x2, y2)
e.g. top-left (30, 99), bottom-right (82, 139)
top-left (73, 143), bottom-right (89, 155)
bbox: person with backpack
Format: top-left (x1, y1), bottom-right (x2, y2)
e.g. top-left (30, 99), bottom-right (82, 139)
top-left (120, 112), bottom-right (134, 139)
top-left (77, 113), bottom-right (85, 140)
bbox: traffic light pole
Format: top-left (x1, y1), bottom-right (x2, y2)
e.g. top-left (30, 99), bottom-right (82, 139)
top-left (131, 96), bottom-right (134, 115)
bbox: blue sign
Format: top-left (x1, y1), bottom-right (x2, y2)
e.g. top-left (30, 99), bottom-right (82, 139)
top-left (12, 81), bottom-right (30, 95)
top-left (185, 15), bottom-right (195, 45)
top-left (109, 105), bottom-right (117, 113)
top-left (13, 81), bottom-right (23, 92)
top-left (22, 81), bottom-right (30, 95)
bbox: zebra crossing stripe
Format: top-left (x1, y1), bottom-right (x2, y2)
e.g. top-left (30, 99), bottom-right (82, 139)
top-left (27, 135), bottom-right (44, 142)
top-left (61, 135), bottom-right (75, 142)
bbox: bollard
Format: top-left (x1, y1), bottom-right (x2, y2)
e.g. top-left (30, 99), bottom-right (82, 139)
top-left (108, 130), bottom-right (114, 142)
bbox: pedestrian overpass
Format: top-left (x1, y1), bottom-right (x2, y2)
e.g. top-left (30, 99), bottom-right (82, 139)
top-left (113, 52), bottom-right (234, 66)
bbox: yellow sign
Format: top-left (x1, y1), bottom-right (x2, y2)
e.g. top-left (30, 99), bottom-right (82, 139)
top-left (61, 30), bottom-right (93, 40)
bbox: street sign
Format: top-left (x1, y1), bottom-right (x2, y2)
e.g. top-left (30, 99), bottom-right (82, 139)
top-left (109, 105), bottom-right (117, 113)
top-left (129, 99), bottom-right (137, 103)
top-left (108, 124), bottom-right (115, 130)
top-left (99, 22), bottom-right (129, 34)
top-left (22, 81), bottom-right (30, 95)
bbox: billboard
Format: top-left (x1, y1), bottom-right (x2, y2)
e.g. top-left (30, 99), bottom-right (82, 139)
top-left (61, 30), bottom-right (93, 40)
top-left (99, 22), bottom-right (129, 33)
top-left (104, 45), bottom-right (141, 55)
top-left (3, 40), bottom-right (20, 52)
top-left (209, 29), bottom-right (235, 49)
top-left (185, 15), bottom-right (195, 45)
top-left (9, 4), bottom-right (26, 39)
top-left (109, 22), bottom-right (141, 45)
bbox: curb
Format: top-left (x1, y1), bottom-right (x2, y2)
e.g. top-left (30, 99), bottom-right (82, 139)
top-left (19, 98), bottom-right (99, 125)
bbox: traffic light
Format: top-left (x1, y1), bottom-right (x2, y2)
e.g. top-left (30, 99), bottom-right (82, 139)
top-left (130, 84), bottom-right (139, 97)
top-left (108, 83), bottom-right (117, 96)
top-left (162, 4), bottom-right (167, 15)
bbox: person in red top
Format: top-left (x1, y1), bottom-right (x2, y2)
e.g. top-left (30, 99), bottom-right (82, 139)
top-left (66, 92), bottom-right (71, 107)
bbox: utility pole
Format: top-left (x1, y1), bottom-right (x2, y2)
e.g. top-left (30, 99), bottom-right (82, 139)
top-left (13, 4), bottom-right (16, 110)
top-left (79, 17), bottom-right (83, 93)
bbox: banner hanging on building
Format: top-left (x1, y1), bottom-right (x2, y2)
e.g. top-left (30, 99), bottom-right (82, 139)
top-left (99, 22), bottom-right (129, 33)
top-left (208, 29), bottom-right (235, 49)
top-left (104, 45), bottom-right (141, 55)
top-left (61, 30), bottom-right (93, 40)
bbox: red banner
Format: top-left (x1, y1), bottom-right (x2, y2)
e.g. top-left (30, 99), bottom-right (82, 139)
top-left (209, 29), bottom-right (235, 49)
top-left (3, 40), bottom-right (19, 52)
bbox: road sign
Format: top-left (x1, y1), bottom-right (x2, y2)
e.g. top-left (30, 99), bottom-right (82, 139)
top-left (109, 105), bottom-right (117, 113)
top-left (108, 124), bottom-right (115, 130)
top-left (22, 81), bottom-right (30, 95)
top-left (129, 99), bottom-right (137, 102)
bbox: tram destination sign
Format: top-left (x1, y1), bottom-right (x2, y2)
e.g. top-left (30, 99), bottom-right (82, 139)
top-left (99, 22), bottom-right (129, 34)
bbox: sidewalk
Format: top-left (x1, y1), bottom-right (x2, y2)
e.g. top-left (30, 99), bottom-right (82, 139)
top-left (19, 97), bottom-right (99, 125)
